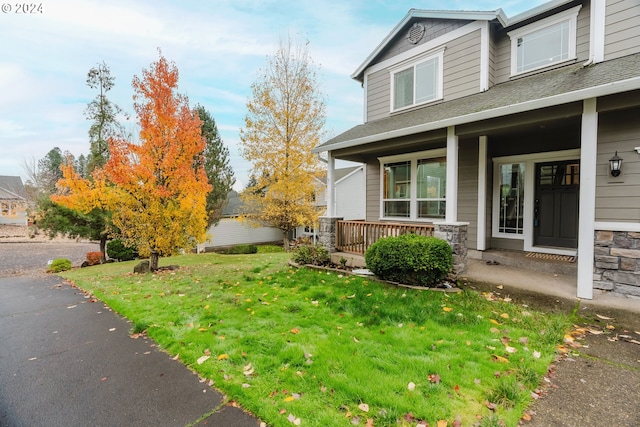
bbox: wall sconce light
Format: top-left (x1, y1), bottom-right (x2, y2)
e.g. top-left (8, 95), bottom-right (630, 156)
top-left (609, 151), bottom-right (622, 177)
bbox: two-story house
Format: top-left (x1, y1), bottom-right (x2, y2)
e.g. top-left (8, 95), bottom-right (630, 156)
top-left (313, 0), bottom-right (640, 299)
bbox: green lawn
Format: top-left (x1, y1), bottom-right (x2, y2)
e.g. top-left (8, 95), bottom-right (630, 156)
top-left (61, 252), bottom-right (570, 427)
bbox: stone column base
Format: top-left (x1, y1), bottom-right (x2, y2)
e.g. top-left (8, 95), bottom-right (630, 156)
top-left (434, 222), bottom-right (469, 280)
top-left (318, 217), bottom-right (343, 253)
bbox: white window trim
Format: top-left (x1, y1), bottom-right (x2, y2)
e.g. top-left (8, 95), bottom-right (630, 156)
top-left (379, 148), bottom-right (446, 221)
top-left (508, 5), bottom-right (581, 77)
top-left (389, 48), bottom-right (445, 113)
top-left (491, 149), bottom-right (580, 256)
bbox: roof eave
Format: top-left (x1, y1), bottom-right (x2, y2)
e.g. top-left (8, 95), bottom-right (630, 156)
top-left (312, 76), bottom-right (640, 154)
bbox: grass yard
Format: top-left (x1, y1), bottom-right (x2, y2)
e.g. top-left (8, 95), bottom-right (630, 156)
top-left (61, 251), bottom-right (570, 427)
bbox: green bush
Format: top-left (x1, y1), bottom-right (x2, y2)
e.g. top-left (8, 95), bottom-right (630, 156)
top-left (107, 239), bottom-right (138, 261)
top-left (221, 244), bottom-right (258, 254)
top-left (48, 258), bottom-right (72, 273)
top-left (291, 244), bottom-right (330, 266)
top-left (365, 233), bottom-right (452, 287)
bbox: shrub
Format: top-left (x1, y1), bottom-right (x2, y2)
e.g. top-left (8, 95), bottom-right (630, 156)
top-left (107, 239), bottom-right (138, 261)
top-left (48, 258), bottom-right (72, 273)
top-left (220, 244), bottom-right (258, 254)
top-left (291, 244), bottom-right (330, 266)
top-left (85, 251), bottom-right (103, 266)
top-left (365, 233), bottom-right (452, 287)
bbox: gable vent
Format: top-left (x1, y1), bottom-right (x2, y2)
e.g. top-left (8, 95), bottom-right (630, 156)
top-left (407, 23), bottom-right (425, 44)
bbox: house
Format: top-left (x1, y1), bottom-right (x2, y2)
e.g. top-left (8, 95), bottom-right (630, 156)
top-left (0, 176), bottom-right (28, 226)
top-left (313, 0), bottom-right (640, 299)
top-left (200, 190), bottom-right (284, 251)
top-left (293, 166), bottom-right (366, 242)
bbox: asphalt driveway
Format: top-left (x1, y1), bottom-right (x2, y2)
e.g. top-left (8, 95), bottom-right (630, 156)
top-left (0, 242), bottom-right (261, 427)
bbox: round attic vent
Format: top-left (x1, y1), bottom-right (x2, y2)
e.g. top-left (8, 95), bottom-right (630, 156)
top-left (407, 23), bottom-right (425, 44)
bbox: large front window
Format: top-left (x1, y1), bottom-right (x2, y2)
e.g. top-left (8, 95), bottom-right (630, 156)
top-left (508, 6), bottom-right (580, 75)
top-left (391, 50), bottom-right (443, 111)
top-left (381, 150), bottom-right (446, 220)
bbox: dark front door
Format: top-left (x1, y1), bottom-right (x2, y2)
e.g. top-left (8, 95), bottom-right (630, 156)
top-left (534, 160), bottom-right (579, 248)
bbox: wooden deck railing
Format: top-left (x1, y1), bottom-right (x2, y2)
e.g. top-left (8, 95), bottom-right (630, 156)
top-left (335, 220), bottom-right (435, 255)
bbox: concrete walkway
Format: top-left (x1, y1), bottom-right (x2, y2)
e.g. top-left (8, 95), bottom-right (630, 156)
top-left (0, 274), bottom-right (261, 427)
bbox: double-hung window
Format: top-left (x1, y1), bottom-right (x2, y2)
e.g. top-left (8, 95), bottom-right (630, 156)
top-left (391, 49), bottom-right (444, 111)
top-left (380, 149), bottom-right (446, 220)
top-left (508, 6), bottom-right (580, 76)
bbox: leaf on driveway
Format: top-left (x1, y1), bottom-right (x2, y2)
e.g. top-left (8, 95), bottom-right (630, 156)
top-left (108, 328), bottom-right (116, 332)
top-left (596, 314), bottom-right (612, 320)
top-left (67, 305), bottom-right (77, 309)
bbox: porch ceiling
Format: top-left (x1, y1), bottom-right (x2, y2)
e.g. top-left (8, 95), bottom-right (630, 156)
top-left (315, 53), bottom-right (640, 157)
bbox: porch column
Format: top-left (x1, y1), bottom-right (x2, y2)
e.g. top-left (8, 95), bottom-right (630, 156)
top-left (577, 98), bottom-right (598, 300)
top-left (326, 151), bottom-right (335, 217)
top-left (446, 126), bottom-right (459, 222)
top-left (477, 136), bottom-right (488, 251)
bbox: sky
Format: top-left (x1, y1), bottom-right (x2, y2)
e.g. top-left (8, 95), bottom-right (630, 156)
top-left (1, 0), bottom-right (548, 191)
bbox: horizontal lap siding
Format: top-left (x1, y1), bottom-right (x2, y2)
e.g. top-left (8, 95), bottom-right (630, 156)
top-left (576, 2), bottom-right (590, 61)
top-left (444, 29), bottom-right (481, 99)
top-left (336, 170), bottom-right (366, 220)
top-left (595, 108), bottom-right (640, 222)
top-left (365, 158), bottom-right (381, 222)
top-left (457, 139), bottom-right (479, 250)
top-left (493, 34), bottom-right (510, 84)
top-left (366, 69), bottom-right (390, 122)
top-left (605, 0), bottom-right (640, 60)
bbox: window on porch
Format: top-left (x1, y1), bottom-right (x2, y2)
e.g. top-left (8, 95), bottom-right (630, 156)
top-left (380, 150), bottom-right (446, 220)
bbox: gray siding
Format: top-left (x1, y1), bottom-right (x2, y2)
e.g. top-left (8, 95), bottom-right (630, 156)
top-left (595, 108), bottom-right (640, 222)
top-left (365, 158), bottom-right (381, 222)
top-left (375, 19), bottom-right (471, 64)
top-left (457, 139), bottom-right (479, 250)
top-left (605, 0), bottom-right (640, 60)
top-left (365, 28), bottom-right (481, 122)
top-left (443, 29), bottom-right (482, 100)
top-left (576, 0), bottom-right (591, 62)
top-left (366, 69), bottom-right (390, 122)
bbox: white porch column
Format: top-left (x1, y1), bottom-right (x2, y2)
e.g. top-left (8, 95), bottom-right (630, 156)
top-left (446, 126), bottom-right (459, 222)
top-left (477, 136), bottom-right (488, 251)
top-left (577, 98), bottom-right (598, 300)
top-left (326, 151), bottom-right (335, 217)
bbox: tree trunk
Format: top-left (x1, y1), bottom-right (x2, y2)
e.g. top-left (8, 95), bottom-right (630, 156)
top-left (283, 235), bottom-right (290, 252)
top-left (100, 235), bottom-right (107, 262)
top-left (150, 252), bottom-right (159, 271)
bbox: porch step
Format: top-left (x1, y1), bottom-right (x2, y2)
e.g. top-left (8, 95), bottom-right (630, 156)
top-left (480, 250), bottom-right (577, 276)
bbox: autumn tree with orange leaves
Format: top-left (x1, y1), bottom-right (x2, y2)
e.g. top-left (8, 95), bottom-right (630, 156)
top-left (54, 52), bottom-right (210, 270)
top-left (240, 36), bottom-right (326, 249)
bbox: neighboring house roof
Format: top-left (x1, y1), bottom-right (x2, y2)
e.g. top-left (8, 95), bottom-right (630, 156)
top-left (221, 190), bottom-right (245, 217)
top-left (0, 176), bottom-right (27, 200)
top-left (314, 53), bottom-right (640, 153)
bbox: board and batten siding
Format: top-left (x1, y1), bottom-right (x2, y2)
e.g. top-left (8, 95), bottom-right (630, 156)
top-left (365, 28), bottom-right (482, 123)
top-left (595, 108), bottom-right (640, 222)
top-left (335, 167), bottom-right (366, 220)
top-left (605, 0), bottom-right (640, 61)
top-left (204, 218), bottom-right (284, 248)
top-left (457, 139), bottom-right (479, 250)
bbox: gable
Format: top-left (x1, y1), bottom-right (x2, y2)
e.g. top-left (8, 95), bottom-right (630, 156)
top-left (373, 18), bottom-right (472, 66)
top-left (0, 176), bottom-right (27, 200)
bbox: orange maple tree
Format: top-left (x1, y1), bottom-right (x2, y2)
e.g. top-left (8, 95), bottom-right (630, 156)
top-left (54, 52), bottom-right (210, 270)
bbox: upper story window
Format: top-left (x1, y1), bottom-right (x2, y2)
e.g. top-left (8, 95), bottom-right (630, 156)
top-left (508, 5), bottom-right (581, 76)
top-left (390, 49), bottom-right (444, 111)
top-left (379, 149), bottom-right (446, 220)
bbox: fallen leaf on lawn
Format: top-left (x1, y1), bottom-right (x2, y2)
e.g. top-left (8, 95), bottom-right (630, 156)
top-left (519, 337), bottom-right (529, 344)
top-left (197, 355), bottom-right (210, 365)
top-left (279, 409), bottom-right (287, 414)
top-left (492, 355), bottom-right (510, 363)
top-left (358, 403), bottom-right (369, 412)
top-left (284, 396), bottom-right (296, 402)
top-left (533, 350), bottom-right (541, 359)
top-left (347, 293), bottom-right (356, 299)
top-left (353, 337), bottom-right (360, 343)
top-left (454, 384), bottom-right (460, 393)
top-left (490, 319), bottom-right (500, 325)
top-left (437, 420), bottom-right (448, 427)
top-left (505, 346), bottom-right (517, 353)
top-left (287, 413), bottom-right (301, 425)
top-left (365, 419), bottom-right (374, 427)
top-left (490, 327), bottom-right (500, 334)
top-left (290, 328), bottom-right (300, 334)
top-left (217, 353), bottom-right (229, 361)
top-left (500, 313), bottom-right (509, 319)
top-left (351, 416), bottom-right (360, 425)
top-left (596, 314), bottom-right (612, 320)
top-left (474, 378), bottom-right (481, 384)
top-left (172, 353), bottom-right (180, 360)
top-left (408, 382), bottom-right (416, 391)
top-left (485, 400), bottom-right (497, 410)
top-left (452, 415), bottom-right (462, 427)
top-left (242, 383), bottom-right (251, 388)
top-left (443, 307), bottom-right (453, 312)
top-left (428, 373), bottom-right (441, 384)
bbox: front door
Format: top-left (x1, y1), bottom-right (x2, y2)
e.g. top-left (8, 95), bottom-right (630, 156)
top-left (533, 160), bottom-right (579, 248)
